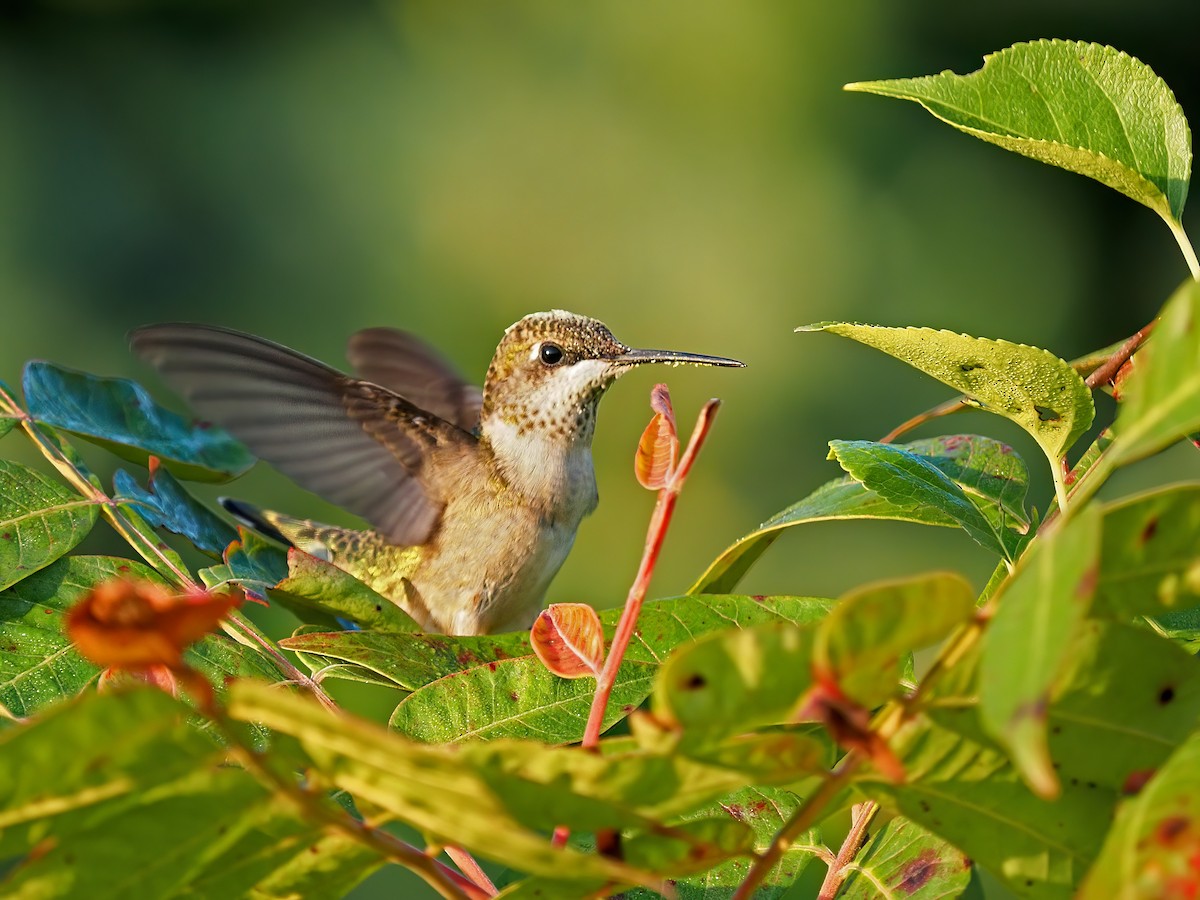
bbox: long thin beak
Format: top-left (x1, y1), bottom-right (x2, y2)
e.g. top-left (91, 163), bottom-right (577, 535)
top-left (614, 348), bottom-right (745, 368)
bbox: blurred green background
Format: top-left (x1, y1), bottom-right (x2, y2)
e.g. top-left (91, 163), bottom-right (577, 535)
top-left (2, 1), bottom-right (1199, 896)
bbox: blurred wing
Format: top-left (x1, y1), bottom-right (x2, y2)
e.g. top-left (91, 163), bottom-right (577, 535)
top-left (347, 327), bottom-right (483, 433)
top-left (130, 324), bottom-right (474, 547)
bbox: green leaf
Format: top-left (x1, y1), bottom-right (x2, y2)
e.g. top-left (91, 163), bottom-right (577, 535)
top-left (828, 440), bottom-right (1025, 560)
top-left (1109, 279), bottom-right (1200, 466)
top-left (0, 460), bottom-right (98, 592)
top-left (692, 435), bottom-right (1029, 593)
top-left (370, 595), bottom-right (832, 743)
top-left (272, 550), bottom-right (420, 633)
top-left (114, 467), bottom-right (238, 558)
top-left (1093, 484), bottom-right (1200, 620)
top-left (201, 528), bottom-right (288, 596)
top-left (653, 622), bottom-right (815, 749)
top-left (1079, 730), bottom-right (1200, 899)
top-left (858, 713), bottom-right (1112, 900)
top-left (838, 817), bottom-right (971, 899)
top-left (801, 323), bottom-right (1094, 467)
top-left (980, 505), bottom-right (1102, 799)
top-left (226, 680), bottom-right (658, 888)
top-left (0, 418), bottom-right (15, 441)
top-left (846, 40), bottom-right (1192, 228)
top-left (390, 656), bottom-right (656, 743)
top-left (23, 361), bottom-right (255, 482)
top-left (814, 572), bottom-right (975, 707)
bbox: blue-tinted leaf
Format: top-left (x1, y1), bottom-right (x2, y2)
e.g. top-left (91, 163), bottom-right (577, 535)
top-left (114, 468), bottom-right (238, 558)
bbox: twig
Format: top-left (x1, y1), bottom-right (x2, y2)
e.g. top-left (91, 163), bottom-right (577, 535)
top-left (445, 846), bottom-right (497, 896)
top-left (1083, 320), bottom-right (1155, 390)
top-left (817, 801), bottom-right (879, 899)
top-left (581, 399), bottom-right (721, 748)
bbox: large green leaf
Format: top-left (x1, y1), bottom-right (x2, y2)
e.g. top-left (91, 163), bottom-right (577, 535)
top-left (828, 440), bottom-right (1025, 560)
top-left (815, 572), bottom-right (975, 707)
top-left (226, 680), bottom-right (660, 889)
top-left (979, 505), bottom-right (1102, 799)
top-left (838, 817), bottom-right (971, 899)
top-left (0, 460), bottom-right (98, 593)
top-left (1079, 730), bottom-right (1200, 899)
top-left (390, 656), bottom-right (656, 743)
top-left (800, 323), bottom-right (1094, 467)
top-left (114, 467), bottom-right (238, 558)
top-left (23, 361), bottom-right (255, 482)
top-left (692, 435), bottom-right (1029, 593)
top-left (858, 714), bottom-right (1113, 900)
top-left (846, 41), bottom-right (1192, 230)
top-left (1094, 484), bottom-right (1200, 620)
top-left (1108, 280), bottom-right (1200, 467)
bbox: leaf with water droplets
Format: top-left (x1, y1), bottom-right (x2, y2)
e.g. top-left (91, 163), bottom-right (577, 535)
top-left (0, 460), bottom-right (98, 593)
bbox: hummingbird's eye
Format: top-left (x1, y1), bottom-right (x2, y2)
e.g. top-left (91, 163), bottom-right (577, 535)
top-left (539, 342), bottom-right (565, 366)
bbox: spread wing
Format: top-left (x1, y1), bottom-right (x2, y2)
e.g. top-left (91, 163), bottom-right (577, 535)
top-left (130, 324), bottom-right (476, 547)
top-left (347, 327), bottom-right (483, 433)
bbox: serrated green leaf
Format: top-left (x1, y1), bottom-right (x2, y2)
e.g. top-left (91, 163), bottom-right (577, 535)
top-left (23, 361), bottom-right (255, 482)
top-left (801, 323), bottom-right (1094, 467)
top-left (847, 40), bottom-right (1192, 228)
top-left (654, 622), bottom-right (815, 749)
top-left (815, 572), bottom-right (975, 707)
top-left (272, 550), bottom-right (420, 634)
top-left (828, 440), bottom-right (1025, 560)
top-left (858, 713), bottom-right (1112, 900)
top-left (0, 460), bottom-right (98, 592)
top-left (1079, 730), bottom-right (1200, 899)
top-left (0, 555), bottom-right (164, 717)
top-left (692, 435), bottom-right (1029, 593)
top-left (980, 505), bottom-right (1102, 799)
top-left (838, 817), bottom-right (971, 899)
top-left (1109, 279), bottom-right (1200, 467)
top-left (226, 680), bottom-right (657, 888)
top-left (390, 656), bottom-right (656, 743)
top-left (1093, 484), bottom-right (1200, 620)
top-left (114, 467), bottom-right (238, 558)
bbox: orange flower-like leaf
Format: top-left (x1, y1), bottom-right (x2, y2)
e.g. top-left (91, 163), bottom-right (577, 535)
top-left (67, 578), bottom-right (243, 671)
top-left (635, 383), bottom-right (679, 490)
top-left (530, 602), bottom-right (605, 679)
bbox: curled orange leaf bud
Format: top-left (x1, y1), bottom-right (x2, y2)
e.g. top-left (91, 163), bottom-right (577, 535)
top-left (530, 602), bottom-right (605, 679)
top-left (635, 383), bottom-right (679, 490)
top-left (67, 578), bottom-right (242, 671)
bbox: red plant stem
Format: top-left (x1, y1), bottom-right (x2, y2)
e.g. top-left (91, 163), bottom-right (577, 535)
top-left (1083, 319), bottom-right (1155, 390)
top-left (445, 846), bottom-right (497, 896)
top-left (817, 800), bottom-right (879, 899)
top-left (581, 400), bottom-right (720, 749)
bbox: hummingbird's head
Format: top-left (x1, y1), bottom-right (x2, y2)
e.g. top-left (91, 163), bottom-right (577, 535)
top-left (480, 310), bottom-right (742, 443)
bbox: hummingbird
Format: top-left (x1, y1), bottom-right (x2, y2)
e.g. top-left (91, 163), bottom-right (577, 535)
top-left (130, 311), bottom-right (742, 635)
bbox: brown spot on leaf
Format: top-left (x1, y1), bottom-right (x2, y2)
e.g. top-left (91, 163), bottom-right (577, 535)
top-left (1076, 566), bottom-right (1098, 599)
top-left (1123, 768), bottom-right (1156, 796)
top-left (456, 651), bottom-right (478, 666)
top-left (1160, 685), bottom-right (1177, 705)
top-left (896, 849), bottom-right (939, 892)
top-left (1, 532), bottom-right (10, 540)
top-left (1142, 517), bottom-right (1160, 544)
top-left (682, 673), bottom-right (707, 690)
top-left (487, 662), bottom-right (498, 672)
top-left (1156, 816), bottom-right (1190, 844)
top-left (508, 691), bottom-right (519, 702)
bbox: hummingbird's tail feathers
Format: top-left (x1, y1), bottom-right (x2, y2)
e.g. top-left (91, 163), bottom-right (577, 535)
top-left (130, 323), bottom-right (471, 547)
top-left (218, 497), bottom-right (333, 561)
top-left (347, 327), bottom-right (483, 432)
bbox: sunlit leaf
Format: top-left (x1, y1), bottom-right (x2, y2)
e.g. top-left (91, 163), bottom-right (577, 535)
top-left (838, 817), bottom-right (971, 899)
top-left (858, 713), bottom-right (1112, 900)
top-left (1109, 280), bottom-right (1200, 466)
top-left (653, 622), bottom-right (815, 749)
top-left (226, 680), bottom-right (658, 888)
top-left (22, 361), bottom-right (255, 482)
top-left (1093, 484), bottom-right (1200, 620)
top-left (0, 460), bottom-right (98, 592)
top-left (847, 41), bottom-right (1191, 229)
top-left (272, 549), bottom-right (419, 633)
top-left (800, 323), bottom-right (1094, 467)
top-left (1079, 730), bottom-right (1200, 899)
top-left (980, 505), bottom-right (1102, 799)
top-left (693, 435), bottom-right (1029, 593)
top-left (635, 384), bottom-right (679, 490)
top-left (815, 572), bottom-right (974, 707)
